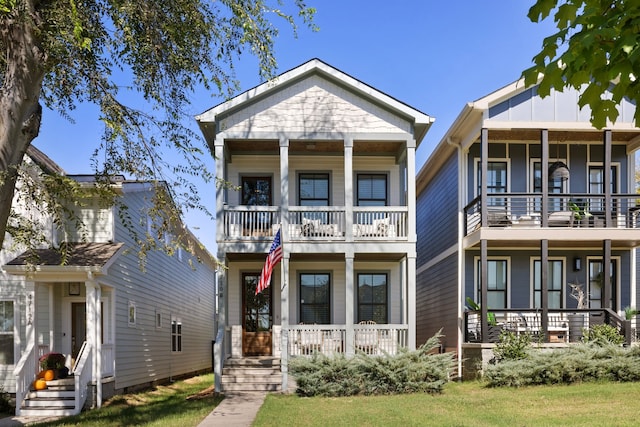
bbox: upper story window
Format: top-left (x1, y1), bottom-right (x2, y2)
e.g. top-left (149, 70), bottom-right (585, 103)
top-left (588, 165), bottom-right (618, 213)
top-left (357, 174), bottom-right (387, 206)
top-left (299, 173), bottom-right (330, 206)
top-left (242, 176), bottom-right (272, 206)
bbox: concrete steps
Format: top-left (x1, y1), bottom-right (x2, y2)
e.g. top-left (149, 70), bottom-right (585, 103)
top-left (20, 376), bottom-right (77, 417)
top-left (221, 357), bottom-right (282, 392)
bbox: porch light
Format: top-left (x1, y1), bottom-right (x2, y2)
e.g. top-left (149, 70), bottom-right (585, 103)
top-left (549, 161), bottom-right (570, 181)
top-left (573, 257), bottom-right (581, 271)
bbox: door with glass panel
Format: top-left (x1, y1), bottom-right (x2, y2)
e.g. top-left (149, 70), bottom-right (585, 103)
top-left (242, 273), bottom-right (272, 356)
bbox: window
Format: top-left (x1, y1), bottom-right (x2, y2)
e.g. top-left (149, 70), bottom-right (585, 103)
top-left (476, 259), bottom-right (508, 309)
top-left (476, 161), bottom-right (508, 208)
top-left (358, 273), bottom-right (388, 323)
top-left (242, 176), bottom-right (272, 206)
top-left (299, 173), bottom-right (329, 206)
top-left (588, 259), bottom-right (617, 309)
top-left (532, 259), bottom-right (564, 309)
top-left (0, 301), bottom-right (14, 364)
top-left (171, 317), bottom-right (182, 352)
top-left (156, 309), bottom-right (162, 329)
top-left (588, 165), bottom-right (618, 212)
top-left (300, 273), bottom-right (330, 324)
top-left (128, 301), bottom-right (136, 326)
top-left (357, 174), bottom-right (387, 206)
top-left (532, 161), bottom-right (567, 212)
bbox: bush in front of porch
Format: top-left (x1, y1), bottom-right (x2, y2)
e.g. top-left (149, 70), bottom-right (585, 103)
top-left (289, 332), bottom-right (455, 397)
top-left (484, 343), bottom-right (640, 387)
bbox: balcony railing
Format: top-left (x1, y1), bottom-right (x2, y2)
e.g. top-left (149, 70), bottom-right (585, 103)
top-left (464, 193), bottom-right (640, 234)
top-left (223, 205), bottom-right (408, 241)
top-left (464, 308), bottom-right (632, 345)
top-left (287, 324), bottom-right (408, 357)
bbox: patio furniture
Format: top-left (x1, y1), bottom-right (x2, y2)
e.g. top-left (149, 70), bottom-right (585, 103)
top-left (355, 320), bottom-right (378, 354)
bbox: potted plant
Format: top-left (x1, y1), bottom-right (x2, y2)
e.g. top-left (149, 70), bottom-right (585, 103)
top-left (567, 279), bottom-right (587, 342)
top-left (569, 201), bottom-right (592, 226)
top-left (39, 352), bottom-right (68, 379)
top-left (465, 297), bottom-right (500, 342)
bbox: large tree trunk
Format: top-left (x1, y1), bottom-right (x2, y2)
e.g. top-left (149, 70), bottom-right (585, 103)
top-left (0, 3), bottom-right (46, 250)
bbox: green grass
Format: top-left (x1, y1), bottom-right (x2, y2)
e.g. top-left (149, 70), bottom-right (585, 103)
top-left (254, 381), bottom-right (640, 427)
top-left (34, 373), bottom-right (222, 427)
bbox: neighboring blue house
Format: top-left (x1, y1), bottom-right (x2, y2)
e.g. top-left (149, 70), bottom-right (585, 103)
top-left (416, 80), bottom-right (640, 378)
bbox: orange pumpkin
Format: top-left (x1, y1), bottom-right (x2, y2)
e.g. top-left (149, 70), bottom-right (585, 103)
top-left (33, 379), bottom-right (47, 390)
top-left (36, 371), bottom-right (45, 379)
top-left (43, 369), bottom-right (55, 381)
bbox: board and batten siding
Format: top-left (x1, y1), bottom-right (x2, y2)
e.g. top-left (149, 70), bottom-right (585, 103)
top-left (218, 75), bottom-right (412, 136)
top-left (110, 189), bottom-right (215, 391)
top-left (227, 155), bottom-right (402, 207)
top-left (416, 153), bottom-right (460, 351)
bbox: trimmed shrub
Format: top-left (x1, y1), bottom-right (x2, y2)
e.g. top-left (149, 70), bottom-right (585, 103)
top-left (582, 324), bottom-right (625, 346)
top-left (484, 343), bottom-right (640, 387)
top-left (492, 330), bottom-right (531, 362)
top-left (289, 332), bottom-right (455, 397)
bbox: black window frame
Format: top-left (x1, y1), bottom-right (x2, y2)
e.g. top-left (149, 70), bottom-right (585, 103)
top-left (298, 172), bottom-right (330, 206)
top-left (299, 272), bottom-right (331, 324)
top-left (356, 173), bottom-right (388, 206)
top-left (357, 272), bottom-right (388, 324)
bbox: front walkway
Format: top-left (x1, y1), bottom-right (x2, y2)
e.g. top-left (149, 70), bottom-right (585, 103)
top-left (198, 392), bottom-right (267, 427)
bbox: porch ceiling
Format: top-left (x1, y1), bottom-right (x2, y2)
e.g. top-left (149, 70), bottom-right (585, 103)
top-left (225, 252), bottom-right (407, 262)
top-left (487, 129), bottom-right (640, 143)
top-left (224, 139), bottom-right (405, 156)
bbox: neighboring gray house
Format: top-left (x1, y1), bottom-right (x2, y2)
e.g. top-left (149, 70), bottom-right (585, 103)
top-left (0, 146), bottom-right (217, 416)
top-left (197, 58), bottom-right (434, 392)
top-left (416, 80), bottom-right (640, 378)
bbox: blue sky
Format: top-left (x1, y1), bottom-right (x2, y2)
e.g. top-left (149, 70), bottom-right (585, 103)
top-left (34, 1), bottom-right (557, 252)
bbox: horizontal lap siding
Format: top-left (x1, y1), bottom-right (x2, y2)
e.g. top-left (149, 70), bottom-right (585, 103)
top-left (416, 153), bottom-right (459, 351)
top-left (112, 191), bottom-right (216, 390)
top-left (416, 254), bottom-right (458, 350)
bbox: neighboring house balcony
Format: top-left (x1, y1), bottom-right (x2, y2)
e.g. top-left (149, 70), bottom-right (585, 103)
top-left (464, 193), bottom-right (640, 247)
top-left (223, 205), bottom-right (409, 242)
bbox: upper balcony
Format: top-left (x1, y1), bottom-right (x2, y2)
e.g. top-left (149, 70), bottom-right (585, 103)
top-left (463, 193), bottom-right (640, 248)
top-left (222, 205), bottom-right (409, 242)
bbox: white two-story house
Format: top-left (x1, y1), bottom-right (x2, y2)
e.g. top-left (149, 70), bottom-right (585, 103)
top-left (1, 146), bottom-right (217, 416)
top-left (197, 59), bottom-right (434, 391)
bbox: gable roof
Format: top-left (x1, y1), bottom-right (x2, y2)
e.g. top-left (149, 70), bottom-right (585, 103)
top-left (26, 145), bottom-right (65, 175)
top-left (417, 78), bottom-right (640, 192)
top-left (4, 242), bottom-right (124, 278)
top-left (196, 58), bottom-right (434, 145)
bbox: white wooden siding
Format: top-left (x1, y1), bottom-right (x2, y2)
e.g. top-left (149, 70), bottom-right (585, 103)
top-left (110, 190), bottom-right (216, 391)
top-left (219, 75), bottom-right (412, 135)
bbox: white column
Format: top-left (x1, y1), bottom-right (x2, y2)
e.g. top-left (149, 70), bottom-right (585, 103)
top-left (406, 139), bottom-right (417, 243)
top-left (214, 257), bottom-right (226, 393)
top-left (48, 284), bottom-right (54, 351)
top-left (280, 254), bottom-right (290, 391)
top-left (85, 273), bottom-right (102, 408)
top-left (214, 137), bottom-right (225, 241)
top-left (25, 281), bottom-right (35, 354)
top-left (344, 138), bottom-right (354, 241)
top-left (345, 253), bottom-right (355, 356)
top-left (280, 138), bottom-right (289, 240)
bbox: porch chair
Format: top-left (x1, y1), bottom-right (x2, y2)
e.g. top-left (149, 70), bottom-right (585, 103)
top-left (355, 320), bottom-right (378, 354)
top-left (548, 211), bottom-right (574, 227)
top-left (297, 323), bottom-right (323, 355)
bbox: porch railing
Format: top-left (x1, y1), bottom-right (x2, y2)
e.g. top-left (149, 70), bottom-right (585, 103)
top-left (464, 193), bottom-right (640, 234)
top-left (287, 324), bottom-right (408, 357)
top-left (464, 308), bottom-right (631, 345)
top-left (223, 205), bottom-right (409, 241)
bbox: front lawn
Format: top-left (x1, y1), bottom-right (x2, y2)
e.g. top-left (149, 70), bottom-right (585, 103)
top-left (254, 381), bottom-right (639, 426)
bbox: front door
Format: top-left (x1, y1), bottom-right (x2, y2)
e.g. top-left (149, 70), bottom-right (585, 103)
top-left (71, 302), bottom-right (103, 361)
top-left (242, 273), bottom-right (272, 356)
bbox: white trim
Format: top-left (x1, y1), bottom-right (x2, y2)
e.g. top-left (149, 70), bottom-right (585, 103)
top-left (585, 256), bottom-right (621, 311)
top-left (473, 158), bottom-right (511, 198)
top-left (529, 257), bottom-right (566, 308)
top-left (473, 256), bottom-right (511, 309)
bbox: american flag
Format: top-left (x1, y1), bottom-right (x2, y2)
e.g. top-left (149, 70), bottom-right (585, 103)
top-left (256, 229), bottom-right (282, 295)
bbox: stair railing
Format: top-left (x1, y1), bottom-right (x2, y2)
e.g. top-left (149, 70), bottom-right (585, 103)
top-left (13, 341), bottom-right (36, 416)
top-left (73, 341), bottom-right (92, 414)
